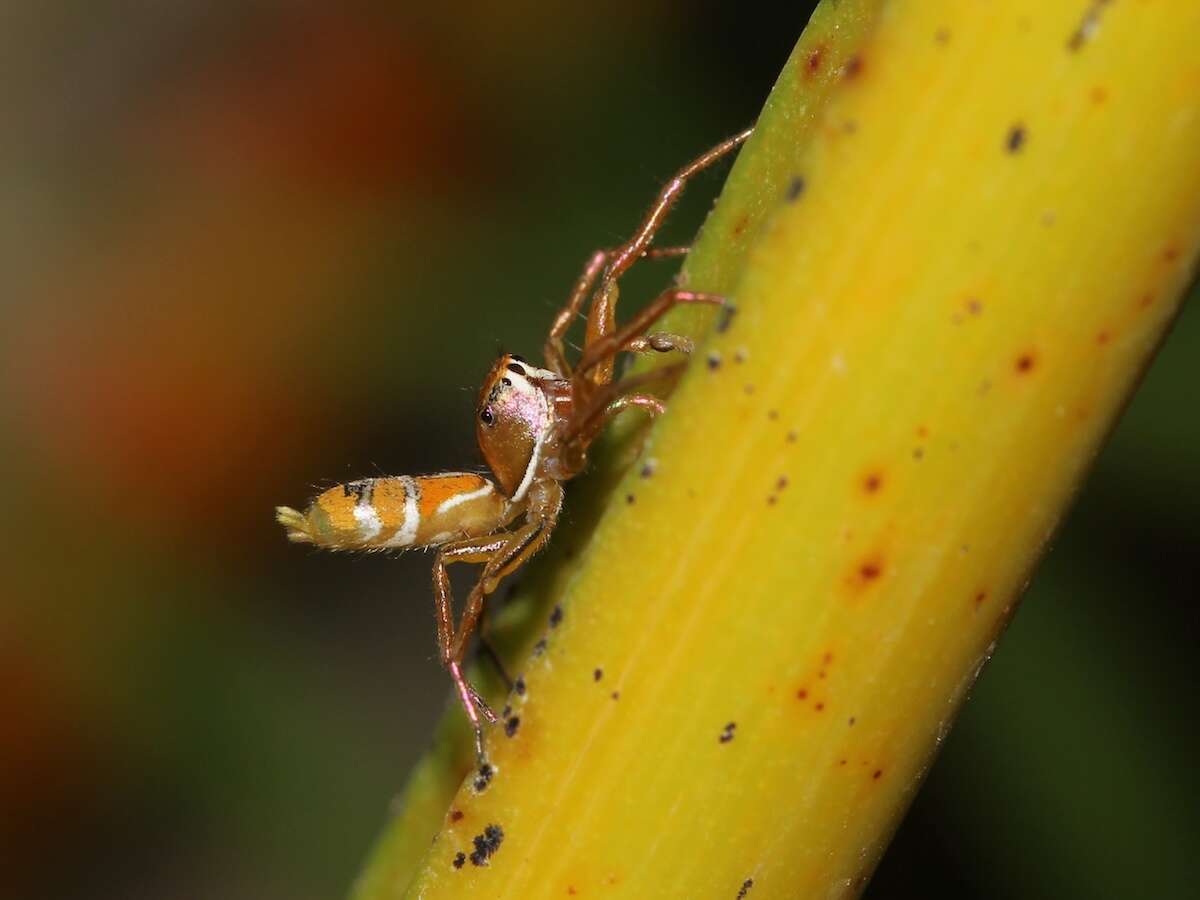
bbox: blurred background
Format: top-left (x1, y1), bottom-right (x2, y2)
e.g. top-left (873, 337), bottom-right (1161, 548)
top-left (1, 3), bottom-right (1195, 898)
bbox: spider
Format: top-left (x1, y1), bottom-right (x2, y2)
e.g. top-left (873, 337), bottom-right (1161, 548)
top-left (276, 127), bottom-right (752, 761)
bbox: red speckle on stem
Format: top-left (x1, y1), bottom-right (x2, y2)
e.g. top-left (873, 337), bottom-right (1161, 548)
top-left (1015, 351), bottom-right (1037, 374)
top-left (855, 558), bottom-right (884, 586)
top-left (873, 769), bottom-right (884, 780)
top-left (862, 471), bottom-right (884, 495)
top-left (805, 45), bottom-right (826, 77)
top-left (797, 688), bottom-right (809, 700)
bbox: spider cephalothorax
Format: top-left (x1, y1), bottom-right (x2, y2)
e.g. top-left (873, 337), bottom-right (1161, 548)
top-left (277, 127), bottom-right (752, 761)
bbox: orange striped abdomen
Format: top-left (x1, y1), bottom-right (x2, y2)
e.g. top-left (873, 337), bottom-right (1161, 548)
top-left (276, 473), bottom-right (512, 550)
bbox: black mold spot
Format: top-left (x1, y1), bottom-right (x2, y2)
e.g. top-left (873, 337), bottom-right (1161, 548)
top-left (473, 764), bottom-right (494, 792)
top-left (719, 721), bottom-right (737, 744)
top-left (1006, 123), bottom-right (1027, 153)
top-left (737, 877), bottom-right (754, 898)
top-left (453, 851), bottom-right (466, 869)
top-left (469, 824), bottom-right (504, 866)
top-left (549, 605), bottom-right (563, 628)
top-left (716, 303), bottom-right (738, 334)
top-left (786, 176), bottom-right (806, 202)
top-left (504, 715), bottom-right (520, 738)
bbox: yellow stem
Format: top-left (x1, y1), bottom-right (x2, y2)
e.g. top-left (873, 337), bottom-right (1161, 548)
top-left (354, 1), bottom-right (1200, 897)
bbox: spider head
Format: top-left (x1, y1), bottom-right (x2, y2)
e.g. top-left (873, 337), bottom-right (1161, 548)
top-left (477, 355), bottom-right (565, 502)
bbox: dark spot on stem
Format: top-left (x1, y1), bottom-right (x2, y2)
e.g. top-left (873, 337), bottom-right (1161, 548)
top-left (1006, 123), bottom-right (1027, 153)
top-left (805, 45), bottom-right (825, 76)
top-left (549, 605), bottom-right (563, 628)
top-left (716, 303), bottom-right (738, 333)
top-left (640, 459), bottom-right (657, 479)
top-left (473, 764), bottom-right (494, 792)
top-left (934, 27), bottom-right (951, 45)
top-left (863, 472), bottom-right (884, 494)
top-left (1015, 351), bottom-right (1037, 374)
top-left (737, 877), bottom-right (755, 898)
top-left (593, 668), bottom-right (603, 682)
top-left (453, 852), bottom-right (466, 869)
top-left (533, 638), bottom-right (548, 657)
top-left (504, 715), bottom-right (520, 738)
top-left (707, 351), bottom-right (722, 370)
top-left (514, 676), bottom-right (526, 696)
top-left (844, 55), bottom-right (864, 79)
top-left (450, 809), bottom-right (464, 823)
top-left (786, 430), bottom-right (798, 443)
top-left (776, 475), bottom-right (789, 491)
top-left (469, 824), bottom-right (504, 866)
top-left (797, 688), bottom-right (808, 700)
top-left (625, 493), bottom-right (636, 505)
top-left (786, 176), bottom-right (806, 202)
top-left (719, 721), bottom-right (737, 743)
top-left (1068, 0), bottom-right (1112, 52)
top-left (873, 769), bottom-right (884, 780)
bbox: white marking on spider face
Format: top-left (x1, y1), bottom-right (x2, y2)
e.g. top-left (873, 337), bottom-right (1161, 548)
top-left (435, 481), bottom-right (494, 515)
top-left (512, 421), bottom-right (547, 504)
top-left (382, 476), bottom-right (420, 547)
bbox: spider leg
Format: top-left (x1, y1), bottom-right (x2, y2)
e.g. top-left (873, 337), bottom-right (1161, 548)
top-left (601, 128), bottom-right (751, 288)
top-left (431, 485), bottom-right (564, 763)
top-left (575, 129), bottom-right (750, 389)
top-left (433, 534), bottom-right (508, 762)
top-left (577, 287), bottom-right (725, 381)
top-left (623, 331), bottom-right (695, 356)
top-left (545, 246), bottom-right (693, 377)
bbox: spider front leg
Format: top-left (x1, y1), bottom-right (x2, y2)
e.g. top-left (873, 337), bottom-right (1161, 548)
top-left (577, 287), bottom-right (726, 382)
top-left (545, 246), bottom-right (691, 377)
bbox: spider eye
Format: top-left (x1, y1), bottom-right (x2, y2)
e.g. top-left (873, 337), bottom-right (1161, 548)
top-left (501, 376), bottom-right (512, 387)
top-left (479, 407), bottom-right (495, 426)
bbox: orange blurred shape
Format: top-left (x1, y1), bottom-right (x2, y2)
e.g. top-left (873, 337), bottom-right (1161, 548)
top-left (139, 8), bottom-right (476, 193)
